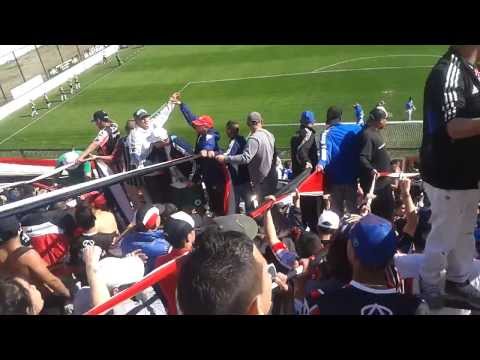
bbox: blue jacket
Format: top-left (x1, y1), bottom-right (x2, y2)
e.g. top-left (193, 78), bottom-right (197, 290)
top-left (179, 103), bottom-right (220, 152)
top-left (179, 102), bottom-right (226, 186)
top-left (121, 230), bottom-right (171, 274)
top-left (317, 123), bottom-right (363, 186)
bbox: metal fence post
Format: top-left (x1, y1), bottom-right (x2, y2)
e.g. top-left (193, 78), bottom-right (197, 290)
top-left (35, 46), bottom-right (49, 79)
top-left (12, 51), bottom-right (26, 83)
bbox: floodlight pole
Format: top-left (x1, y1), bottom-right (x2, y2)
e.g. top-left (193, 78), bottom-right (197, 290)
top-left (12, 51), bottom-right (26, 83)
top-left (56, 45), bottom-right (65, 63)
top-left (35, 46), bottom-right (49, 79)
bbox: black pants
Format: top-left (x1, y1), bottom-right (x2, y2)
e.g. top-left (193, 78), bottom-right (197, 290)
top-left (300, 196), bottom-right (320, 231)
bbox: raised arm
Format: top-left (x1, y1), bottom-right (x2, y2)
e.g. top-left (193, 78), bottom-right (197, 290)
top-left (83, 245), bottom-right (111, 308)
top-left (317, 130), bottom-right (331, 170)
top-left (399, 178), bottom-right (418, 237)
top-left (179, 102), bottom-right (198, 127)
top-left (23, 250), bottom-right (71, 298)
top-left (151, 99), bottom-right (176, 129)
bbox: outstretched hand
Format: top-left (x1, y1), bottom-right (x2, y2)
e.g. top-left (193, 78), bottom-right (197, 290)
top-left (170, 92), bottom-right (181, 104)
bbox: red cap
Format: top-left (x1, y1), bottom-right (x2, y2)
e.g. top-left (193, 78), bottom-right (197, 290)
top-left (192, 115), bottom-right (214, 129)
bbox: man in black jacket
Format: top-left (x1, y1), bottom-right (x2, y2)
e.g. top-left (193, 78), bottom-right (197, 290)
top-left (224, 121), bottom-right (252, 213)
top-left (290, 111), bottom-right (318, 231)
top-left (419, 45), bottom-right (480, 310)
top-left (358, 106), bottom-right (394, 221)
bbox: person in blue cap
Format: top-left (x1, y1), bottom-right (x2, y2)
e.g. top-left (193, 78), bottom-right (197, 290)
top-left (353, 103), bottom-right (364, 126)
top-left (290, 110), bottom-right (317, 176)
top-left (309, 214), bottom-right (429, 315)
top-left (316, 106), bottom-right (362, 217)
top-left (290, 110), bottom-right (319, 230)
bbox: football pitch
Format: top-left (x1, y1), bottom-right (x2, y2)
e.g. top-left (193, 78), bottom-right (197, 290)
top-left (0, 45), bottom-right (447, 154)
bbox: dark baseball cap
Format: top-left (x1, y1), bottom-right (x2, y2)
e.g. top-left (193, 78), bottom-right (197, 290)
top-left (133, 108), bottom-right (150, 120)
top-left (91, 110), bottom-right (110, 122)
top-left (0, 215), bottom-right (20, 244)
top-left (212, 214), bottom-right (258, 241)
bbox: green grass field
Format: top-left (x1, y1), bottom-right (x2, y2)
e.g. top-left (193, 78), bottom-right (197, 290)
top-left (0, 45), bottom-right (448, 154)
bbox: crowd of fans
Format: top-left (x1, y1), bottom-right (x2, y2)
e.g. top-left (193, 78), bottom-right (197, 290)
top-left (1, 45), bottom-right (480, 316)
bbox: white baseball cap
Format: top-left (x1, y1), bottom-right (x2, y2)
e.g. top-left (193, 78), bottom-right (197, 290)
top-left (318, 210), bottom-right (340, 230)
top-left (170, 211), bottom-right (195, 228)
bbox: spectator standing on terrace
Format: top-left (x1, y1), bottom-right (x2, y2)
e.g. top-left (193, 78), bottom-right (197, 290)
top-left (358, 106), bottom-right (395, 221)
top-left (317, 106), bottom-right (362, 217)
top-left (216, 111), bottom-right (278, 204)
top-left (291, 110), bottom-right (318, 230)
top-left (419, 45), bottom-right (480, 309)
top-left (223, 120), bottom-right (252, 213)
top-left (175, 95), bottom-right (235, 215)
top-left (77, 110), bottom-right (120, 174)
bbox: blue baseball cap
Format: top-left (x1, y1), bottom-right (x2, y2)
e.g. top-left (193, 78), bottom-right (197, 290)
top-left (300, 111), bottom-right (315, 125)
top-left (349, 214), bottom-right (396, 268)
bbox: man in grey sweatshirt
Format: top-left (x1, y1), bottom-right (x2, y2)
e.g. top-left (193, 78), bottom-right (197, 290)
top-left (216, 112), bottom-right (278, 205)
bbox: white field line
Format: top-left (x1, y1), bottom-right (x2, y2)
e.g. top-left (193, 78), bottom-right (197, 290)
top-left (0, 48), bottom-right (144, 146)
top-left (312, 54), bottom-right (440, 72)
top-left (181, 65), bottom-right (433, 88)
top-left (265, 121), bottom-right (423, 127)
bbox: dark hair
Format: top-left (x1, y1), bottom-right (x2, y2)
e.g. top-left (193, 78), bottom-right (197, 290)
top-left (0, 278), bottom-right (33, 315)
top-left (160, 203), bottom-right (178, 225)
top-left (226, 120), bottom-right (240, 132)
top-left (75, 201), bottom-right (96, 230)
top-left (164, 218), bottom-right (193, 249)
top-left (325, 226), bottom-right (353, 283)
top-left (177, 228), bottom-right (260, 314)
top-left (295, 231), bottom-right (322, 258)
top-left (326, 106), bottom-right (342, 125)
